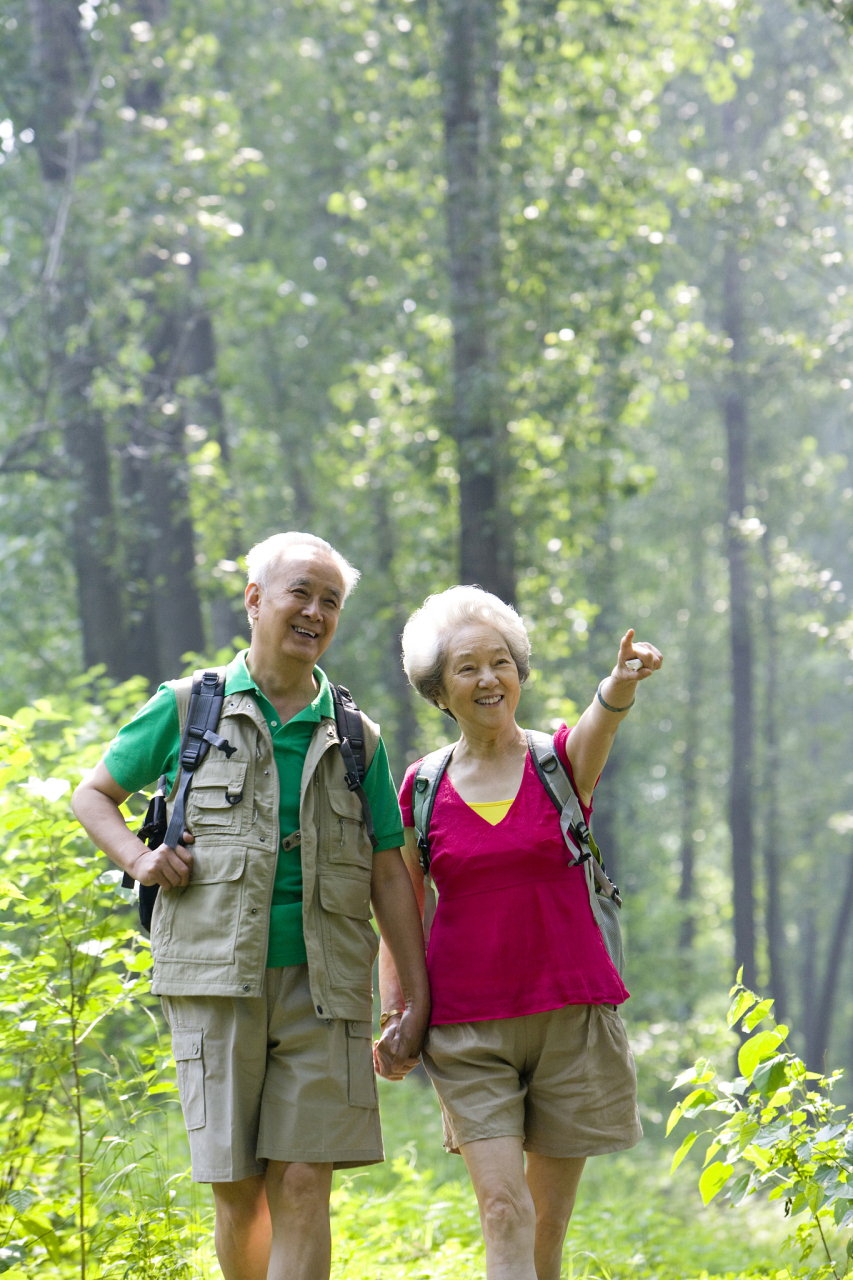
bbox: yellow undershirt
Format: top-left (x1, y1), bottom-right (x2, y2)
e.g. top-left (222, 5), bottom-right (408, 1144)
top-left (467, 798), bottom-right (514, 825)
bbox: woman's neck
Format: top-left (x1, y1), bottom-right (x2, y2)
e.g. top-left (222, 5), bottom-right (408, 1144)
top-left (454, 718), bottom-right (526, 762)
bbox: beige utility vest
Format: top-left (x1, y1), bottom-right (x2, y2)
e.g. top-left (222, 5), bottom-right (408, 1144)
top-left (149, 676), bottom-right (381, 1021)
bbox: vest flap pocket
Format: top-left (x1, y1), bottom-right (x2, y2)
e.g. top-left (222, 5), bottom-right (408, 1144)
top-left (191, 762), bottom-right (247, 809)
top-left (318, 873), bottom-right (372, 919)
top-left (327, 788), bottom-right (365, 820)
top-left (172, 1028), bottom-right (203, 1060)
top-left (195, 761), bottom-right (247, 787)
top-left (190, 847), bottom-right (247, 885)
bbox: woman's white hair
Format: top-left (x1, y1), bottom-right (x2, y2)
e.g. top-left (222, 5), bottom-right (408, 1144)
top-left (402, 585), bottom-right (531, 713)
top-left (245, 532), bottom-right (360, 600)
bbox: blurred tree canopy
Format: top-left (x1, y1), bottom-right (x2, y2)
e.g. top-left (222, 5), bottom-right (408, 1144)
top-left (0, 0), bottom-right (852, 1082)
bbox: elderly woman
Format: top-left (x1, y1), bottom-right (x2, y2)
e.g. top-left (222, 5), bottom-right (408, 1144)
top-left (374, 586), bottom-right (662, 1280)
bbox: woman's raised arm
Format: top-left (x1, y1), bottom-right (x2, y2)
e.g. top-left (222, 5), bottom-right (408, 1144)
top-left (566, 628), bottom-right (663, 805)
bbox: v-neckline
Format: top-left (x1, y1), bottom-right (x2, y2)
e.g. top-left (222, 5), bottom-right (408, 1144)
top-left (444, 750), bottom-right (529, 827)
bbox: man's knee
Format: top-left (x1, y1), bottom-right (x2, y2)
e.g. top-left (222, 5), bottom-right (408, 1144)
top-left (213, 1174), bottom-right (268, 1229)
top-left (265, 1161), bottom-right (333, 1219)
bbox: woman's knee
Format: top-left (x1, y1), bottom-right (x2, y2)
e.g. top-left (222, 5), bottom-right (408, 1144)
top-left (479, 1184), bottom-right (536, 1241)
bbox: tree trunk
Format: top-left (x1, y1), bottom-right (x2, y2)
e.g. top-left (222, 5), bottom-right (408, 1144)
top-left (28, 0), bottom-right (128, 676)
top-left (62, 348), bottom-right (128, 676)
top-left (372, 486), bottom-right (420, 783)
top-left (122, 299), bottom-right (208, 681)
top-left (441, 0), bottom-right (514, 604)
top-left (761, 533), bottom-right (786, 1018)
top-left (806, 846), bottom-right (853, 1072)
top-left (587, 506), bottom-right (621, 883)
top-left (183, 310), bottom-right (249, 651)
top-left (27, 0), bottom-right (89, 182)
top-left (678, 556), bottom-right (704, 957)
top-left (722, 228), bottom-right (756, 990)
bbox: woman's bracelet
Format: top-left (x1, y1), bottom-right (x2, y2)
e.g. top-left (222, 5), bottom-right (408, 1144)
top-left (597, 681), bottom-right (635, 713)
top-left (379, 1008), bottom-right (403, 1028)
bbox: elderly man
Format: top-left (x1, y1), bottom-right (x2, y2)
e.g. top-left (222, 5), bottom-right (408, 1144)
top-left (72, 531), bottom-right (430, 1280)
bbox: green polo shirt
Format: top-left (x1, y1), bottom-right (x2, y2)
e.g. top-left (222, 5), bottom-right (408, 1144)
top-left (103, 650), bottom-right (404, 967)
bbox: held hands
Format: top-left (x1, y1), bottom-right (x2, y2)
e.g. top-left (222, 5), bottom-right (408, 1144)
top-left (373, 1009), bottom-right (427, 1082)
top-left (613, 628), bottom-right (663, 682)
top-left (130, 830), bottom-right (195, 889)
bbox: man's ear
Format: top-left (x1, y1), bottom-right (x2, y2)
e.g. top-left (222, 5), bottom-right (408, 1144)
top-left (245, 581), bottom-right (261, 624)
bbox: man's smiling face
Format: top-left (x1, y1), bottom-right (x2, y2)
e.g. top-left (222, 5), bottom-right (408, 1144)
top-left (246, 546), bottom-right (345, 669)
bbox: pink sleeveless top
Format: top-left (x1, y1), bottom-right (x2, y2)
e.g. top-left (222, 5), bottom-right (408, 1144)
top-left (399, 724), bottom-right (629, 1025)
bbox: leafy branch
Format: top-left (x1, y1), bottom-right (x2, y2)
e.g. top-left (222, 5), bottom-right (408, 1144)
top-left (669, 975), bottom-right (853, 1280)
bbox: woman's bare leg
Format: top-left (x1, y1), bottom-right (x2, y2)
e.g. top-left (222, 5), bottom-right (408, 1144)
top-left (525, 1153), bottom-right (586, 1280)
top-left (460, 1136), bottom-right (538, 1280)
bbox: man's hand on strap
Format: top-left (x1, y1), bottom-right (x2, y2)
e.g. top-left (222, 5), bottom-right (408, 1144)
top-left (130, 830), bottom-right (195, 889)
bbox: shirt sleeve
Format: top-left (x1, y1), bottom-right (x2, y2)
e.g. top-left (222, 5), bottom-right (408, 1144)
top-left (398, 761), bottom-right (422, 828)
top-left (362, 737), bottom-right (405, 853)
top-left (553, 724), bottom-right (594, 827)
top-left (102, 683), bottom-right (182, 794)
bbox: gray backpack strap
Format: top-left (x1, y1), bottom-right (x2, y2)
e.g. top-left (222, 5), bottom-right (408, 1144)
top-left (525, 729), bottom-right (625, 974)
top-left (411, 744), bottom-right (455, 875)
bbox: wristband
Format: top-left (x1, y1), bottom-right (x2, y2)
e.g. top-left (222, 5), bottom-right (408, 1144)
top-left (597, 681), bottom-right (635, 713)
top-left (379, 1009), bottom-right (403, 1028)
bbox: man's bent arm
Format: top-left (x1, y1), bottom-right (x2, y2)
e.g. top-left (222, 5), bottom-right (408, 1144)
top-left (370, 847), bottom-right (430, 1076)
top-left (72, 762), bottom-right (193, 889)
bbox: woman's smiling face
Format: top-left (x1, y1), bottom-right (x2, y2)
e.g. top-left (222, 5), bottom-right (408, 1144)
top-left (439, 623), bottom-right (521, 728)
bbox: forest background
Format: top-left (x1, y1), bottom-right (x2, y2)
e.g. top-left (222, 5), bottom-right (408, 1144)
top-left (2, 0), bottom-right (853, 1275)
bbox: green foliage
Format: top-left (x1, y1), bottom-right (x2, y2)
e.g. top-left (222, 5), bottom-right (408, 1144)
top-left (0, 683), bottom-right (209, 1278)
top-left (669, 979), bottom-right (853, 1279)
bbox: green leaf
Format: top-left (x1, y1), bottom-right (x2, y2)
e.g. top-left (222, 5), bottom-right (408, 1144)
top-left (728, 989), bottom-right (756, 1028)
top-left (738, 1029), bottom-right (784, 1079)
top-left (699, 1161), bottom-right (733, 1205)
top-left (752, 1055), bottom-right (788, 1098)
top-left (729, 1173), bottom-right (752, 1206)
top-left (670, 1130), bottom-right (698, 1173)
top-left (742, 999), bottom-right (775, 1032)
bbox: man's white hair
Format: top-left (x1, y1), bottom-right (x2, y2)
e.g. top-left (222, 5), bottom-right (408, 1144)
top-left (402, 585), bottom-right (531, 712)
top-left (245, 532), bottom-right (360, 600)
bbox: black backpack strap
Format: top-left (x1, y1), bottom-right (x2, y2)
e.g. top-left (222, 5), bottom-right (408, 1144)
top-left (331, 683), bottom-right (378, 850)
top-left (411, 744), bottom-right (455, 875)
top-left (164, 668), bottom-right (234, 848)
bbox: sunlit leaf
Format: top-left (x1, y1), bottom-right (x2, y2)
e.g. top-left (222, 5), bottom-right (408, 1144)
top-left (699, 1162), bottom-right (733, 1205)
top-left (670, 1130), bottom-right (698, 1173)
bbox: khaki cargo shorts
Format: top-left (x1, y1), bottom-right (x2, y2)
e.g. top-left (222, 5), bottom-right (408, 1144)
top-left (161, 964), bottom-right (383, 1182)
top-left (421, 1002), bottom-right (643, 1159)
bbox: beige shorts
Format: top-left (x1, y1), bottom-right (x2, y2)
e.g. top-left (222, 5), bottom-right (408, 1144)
top-left (161, 964), bottom-right (383, 1182)
top-left (421, 1003), bottom-right (642, 1159)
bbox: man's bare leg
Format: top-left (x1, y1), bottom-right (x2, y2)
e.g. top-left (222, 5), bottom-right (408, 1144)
top-left (265, 1160), bottom-right (334, 1280)
top-left (525, 1153), bottom-right (586, 1280)
top-left (212, 1175), bottom-right (271, 1280)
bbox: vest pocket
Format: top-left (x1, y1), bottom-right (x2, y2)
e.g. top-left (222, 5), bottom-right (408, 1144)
top-left (172, 1027), bottom-right (205, 1130)
top-left (156, 847), bottom-right (247, 964)
top-left (186, 761), bottom-right (248, 835)
top-left (326, 788), bottom-right (372, 869)
top-left (346, 1020), bottom-right (378, 1109)
top-left (318, 873), bottom-right (378, 986)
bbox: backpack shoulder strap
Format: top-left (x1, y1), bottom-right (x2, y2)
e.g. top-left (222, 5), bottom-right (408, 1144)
top-left (411, 743), bottom-right (455, 875)
top-left (524, 729), bottom-right (621, 905)
top-left (331, 683), bottom-right (379, 849)
top-left (164, 666), bottom-right (233, 847)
